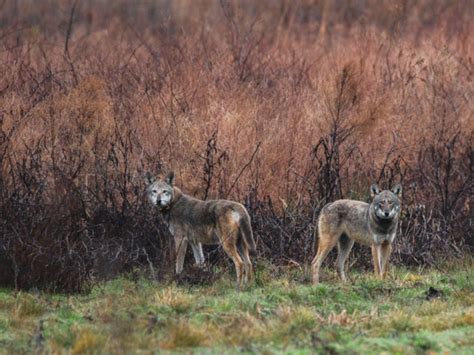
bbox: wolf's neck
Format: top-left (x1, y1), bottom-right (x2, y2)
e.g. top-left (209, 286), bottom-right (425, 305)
top-left (368, 205), bottom-right (398, 234)
top-left (172, 187), bottom-right (184, 204)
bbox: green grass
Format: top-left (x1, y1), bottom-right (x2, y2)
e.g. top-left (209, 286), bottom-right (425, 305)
top-left (0, 260), bottom-right (472, 354)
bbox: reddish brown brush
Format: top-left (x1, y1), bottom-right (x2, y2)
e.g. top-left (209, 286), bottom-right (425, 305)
top-left (0, 0), bottom-right (471, 291)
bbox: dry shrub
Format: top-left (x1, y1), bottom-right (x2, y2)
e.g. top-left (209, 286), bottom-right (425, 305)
top-left (154, 286), bottom-right (195, 314)
top-left (0, 0), bottom-right (472, 291)
top-left (71, 328), bottom-right (106, 354)
top-left (160, 320), bottom-right (211, 349)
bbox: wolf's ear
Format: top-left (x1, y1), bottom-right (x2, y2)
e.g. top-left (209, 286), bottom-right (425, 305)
top-left (166, 171), bottom-right (175, 186)
top-left (145, 172), bottom-right (155, 185)
top-left (391, 184), bottom-right (402, 198)
top-left (370, 184), bottom-right (381, 198)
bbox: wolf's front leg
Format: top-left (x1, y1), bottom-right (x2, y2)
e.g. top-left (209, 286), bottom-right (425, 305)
top-left (371, 244), bottom-right (381, 277)
top-left (175, 237), bottom-right (188, 274)
top-left (379, 242), bottom-right (392, 278)
top-left (190, 242), bottom-right (205, 267)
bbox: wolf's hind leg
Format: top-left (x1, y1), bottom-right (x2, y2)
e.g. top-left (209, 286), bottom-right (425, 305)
top-left (311, 233), bottom-right (337, 284)
top-left (218, 219), bottom-right (244, 290)
top-left (237, 242), bottom-right (253, 285)
top-left (336, 234), bottom-right (354, 282)
top-left (222, 241), bottom-right (244, 290)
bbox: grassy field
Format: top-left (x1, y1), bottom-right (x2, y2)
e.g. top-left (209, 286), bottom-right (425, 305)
top-left (0, 260), bottom-right (473, 354)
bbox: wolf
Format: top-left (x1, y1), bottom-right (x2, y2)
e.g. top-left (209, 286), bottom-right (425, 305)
top-left (145, 171), bottom-right (256, 289)
top-left (311, 184), bottom-right (402, 284)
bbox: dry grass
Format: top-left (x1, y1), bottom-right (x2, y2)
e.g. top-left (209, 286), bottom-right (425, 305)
top-left (71, 328), bottom-right (106, 355)
top-left (0, 261), bottom-right (473, 353)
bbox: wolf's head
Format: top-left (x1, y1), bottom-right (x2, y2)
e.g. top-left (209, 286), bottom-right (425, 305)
top-left (370, 183), bottom-right (402, 220)
top-left (145, 171), bottom-right (175, 210)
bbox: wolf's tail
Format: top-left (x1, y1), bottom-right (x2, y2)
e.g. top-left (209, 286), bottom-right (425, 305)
top-left (239, 211), bottom-right (257, 256)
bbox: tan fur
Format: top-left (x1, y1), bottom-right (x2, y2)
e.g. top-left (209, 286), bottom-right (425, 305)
top-left (145, 172), bottom-right (256, 289)
top-left (312, 184), bottom-right (402, 284)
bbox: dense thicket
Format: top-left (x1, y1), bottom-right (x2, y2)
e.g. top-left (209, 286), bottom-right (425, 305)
top-left (0, 0), bottom-right (472, 291)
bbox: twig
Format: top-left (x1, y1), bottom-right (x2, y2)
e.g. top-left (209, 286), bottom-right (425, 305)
top-left (64, 0), bottom-right (79, 85)
top-left (225, 142), bottom-right (261, 198)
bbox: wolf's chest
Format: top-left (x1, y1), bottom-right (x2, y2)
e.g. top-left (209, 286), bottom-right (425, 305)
top-left (345, 226), bottom-right (395, 246)
top-left (372, 233), bottom-right (396, 245)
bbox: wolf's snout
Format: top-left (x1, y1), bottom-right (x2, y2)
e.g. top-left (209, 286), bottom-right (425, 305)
top-left (384, 211), bottom-right (390, 217)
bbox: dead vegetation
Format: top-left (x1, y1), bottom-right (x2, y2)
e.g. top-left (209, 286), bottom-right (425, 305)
top-left (0, 0), bottom-right (472, 291)
top-left (0, 262), bottom-right (473, 353)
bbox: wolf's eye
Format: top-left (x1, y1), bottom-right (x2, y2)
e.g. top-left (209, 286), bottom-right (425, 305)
top-left (152, 190), bottom-right (157, 194)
